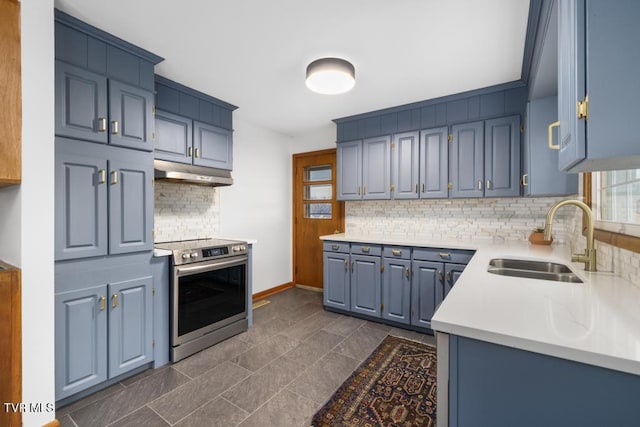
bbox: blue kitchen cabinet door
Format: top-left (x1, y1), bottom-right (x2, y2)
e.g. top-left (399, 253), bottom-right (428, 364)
top-left (391, 132), bottom-right (419, 200)
top-left (193, 121), bottom-right (233, 170)
top-left (55, 61), bottom-right (109, 144)
top-left (55, 285), bottom-right (108, 400)
top-left (108, 80), bottom-right (154, 152)
top-left (411, 261), bottom-right (443, 329)
top-left (523, 97), bottom-right (578, 196)
top-left (108, 276), bottom-right (153, 378)
top-left (362, 136), bottom-right (391, 200)
top-left (484, 115), bottom-right (520, 197)
top-left (419, 126), bottom-right (449, 199)
top-left (450, 121), bottom-right (484, 198)
top-left (108, 149), bottom-right (154, 255)
top-left (382, 258), bottom-right (411, 324)
top-left (337, 140), bottom-right (363, 200)
top-left (558, 0), bottom-right (640, 172)
top-left (444, 263), bottom-right (466, 297)
top-left (323, 252), bottom-right (350, 310)
top-left (350, 254), bottom-right (382, 317)
top-left (154, 110), bottom-right (193, 165)
top-left (55, 139), bottom-right (108, 261)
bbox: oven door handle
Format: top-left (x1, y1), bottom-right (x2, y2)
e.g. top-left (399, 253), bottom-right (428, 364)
top-left (176, 256), bottom-right (248, 277)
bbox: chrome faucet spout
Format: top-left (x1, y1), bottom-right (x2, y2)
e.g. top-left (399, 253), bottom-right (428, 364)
top-left (542, 199), bottom-right (596, 272)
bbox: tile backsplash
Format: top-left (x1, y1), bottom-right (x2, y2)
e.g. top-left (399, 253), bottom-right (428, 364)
top-left (154, 181), bottom-right (220, 242)
top-left (346, 196), bottom-right (574, 243)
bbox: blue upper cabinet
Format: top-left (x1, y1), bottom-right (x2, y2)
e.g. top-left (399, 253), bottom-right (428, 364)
top-left (557, 0), bottom-right (640, 172)
top-left (362, 136), bottom-right (391, 200)
top-left (154, 76), bottom-right (237, 170)
top-left (392, 132), bottom-right (419, 199)
top-left (419, 126), bottom-right (449, 199)
top-left (337, 140), bottom-right (363, 200)
top-left (523, 97), bottom-right (578, 196)
top-left (450, 121), bottom-right (484, 198)
top-left (55, 62), bottom-right (109, 144)
top-left (484, 115), bottom-right (520, 197)
top-left (154, 110), bottom-right (193, 164)
top-left (108, 80), bottom-right (154, 151)
top-left (54, 11), bottom-right (163, 152)
top-left (193, 121), bottom-right (233, 170)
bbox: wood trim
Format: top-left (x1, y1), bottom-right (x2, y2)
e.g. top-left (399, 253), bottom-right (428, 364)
top-left (583, 172), bottom-right (640, 253)
top-left (0, 262), bottom-right (21, 427)
top-left (252, 282), bottom-right (294, 301)
top-left (0, 0), bottom-right (22, 187)
top-left (292, 148), bottom-right (337, 158)
top-left (42, 420), bottom-right (60, 427)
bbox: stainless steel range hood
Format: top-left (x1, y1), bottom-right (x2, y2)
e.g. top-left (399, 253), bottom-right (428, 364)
top-left (154, 160), bottom-right (233, 186)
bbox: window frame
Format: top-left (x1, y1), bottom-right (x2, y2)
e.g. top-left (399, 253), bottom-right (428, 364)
top-left (583, 172), bottom-right (640, 253)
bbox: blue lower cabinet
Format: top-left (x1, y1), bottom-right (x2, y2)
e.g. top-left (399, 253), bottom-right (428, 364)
top-left (55, 285), bottom-right (108, 400)
top-left (323, 252), bottom-right (350, 310)
top-left (444, 263), bottom-right (466, 297)
top-left (108, 276), bottom-right (153, 378)
top-left (382, 258), bottom-right (411, 324)
top-left (55, 265), bottom-right (154, 401)
top-left (448, 335), bottom-right (640, 427)
top-left (411, 261), bottom-right (443, 329)
top-left (350, 254), bottom-right (382, 317)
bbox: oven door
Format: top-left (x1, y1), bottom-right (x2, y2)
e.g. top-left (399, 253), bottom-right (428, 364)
top-left (172, 255), bottom-right (248, 347)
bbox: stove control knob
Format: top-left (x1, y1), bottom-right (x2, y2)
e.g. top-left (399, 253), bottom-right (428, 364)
top-left (190, 252), bottom-right (199, 259)
top-left (181, 253), bottom-right (190, 260)
top-left (232, 245), bottom-right (245, 253)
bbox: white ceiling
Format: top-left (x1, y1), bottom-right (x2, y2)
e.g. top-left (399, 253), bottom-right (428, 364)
top-left (55, 0), bottom-right (531, 137)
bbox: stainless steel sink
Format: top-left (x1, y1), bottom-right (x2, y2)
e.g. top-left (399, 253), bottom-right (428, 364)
top-left (488, 258), bottom-right (583, 283)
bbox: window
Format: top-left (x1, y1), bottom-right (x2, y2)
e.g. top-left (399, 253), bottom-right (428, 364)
top-left (303, 165), bottom-right (333, 219)
top-left (591, 169), bottom-right (640, 238)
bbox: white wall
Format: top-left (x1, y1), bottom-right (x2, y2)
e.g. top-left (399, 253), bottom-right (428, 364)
top-left (290, 123), bottom-right (336, 154)
top-left (21, 1), bottom-right (56, 425)
top-left (218, 116), bottom-right (293, 294)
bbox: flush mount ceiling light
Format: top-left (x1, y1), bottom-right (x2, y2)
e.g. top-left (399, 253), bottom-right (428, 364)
top-left (305, 57), bottom-right (355, 95)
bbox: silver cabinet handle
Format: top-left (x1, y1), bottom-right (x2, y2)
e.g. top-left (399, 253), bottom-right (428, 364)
top-left (357, 186), bottom-right (361, 195)
top-left (344, 260), bottom-right (348, 271)
top-left (99, 295), bottom-right (106, 311)
top-left (486, 179), bottom-right (491, 190)
top-left (392, 249), bottom-right (402, 256)
top-left (405, 267), bottom-right (410, 278)
top-left (98, 117), bottom-right (107, 132)
top-left (112, 293), bottom-right (118, 308)
top-left (415, 184), bottom-right (418, 193)
top-left (351, 261), bottom-right (354, 272)
top-left (522, 174), bottom-right (529, 187)
top-left (439, 252), bottom-right (451, 258)
top-left (361, 246), bottom-right (370, 253)
top-left (422, 183), bottom-right (425, 192)
top-left (111, 120), bottom-right (119, 135)
top-left (438, 270), bottom-right (443, 282)
top-left (446, 271), bottom-right (452, 284)
top-left (110, 170), bottom-right (118, 185)
top-left (98, 169), bottom-right (106, 184)
top-left (477, 180), bottom-right (483, 190)
top-left (363, 186), bottom-right (367, 194)
top-left (332, 244), bottom-right (340, 251)
top-left (188, 147), bottom-right (193, 157)
top-left (195, 147), bottom-right (200, 158)
top-left (548, 121), bottom-right (560, 150)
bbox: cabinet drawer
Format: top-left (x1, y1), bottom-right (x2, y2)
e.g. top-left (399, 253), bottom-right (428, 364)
top-left (323, 241), bottom-right (350, 253)
top-left (350, 243), bottom-right (382, 256)
top-left (412, 247), bottom-right (474, 264)
top-left (383, 246), bottom-right (411, 259)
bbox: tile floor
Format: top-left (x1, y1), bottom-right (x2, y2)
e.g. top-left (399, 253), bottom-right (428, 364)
top-left (57, 287), bottom-right (436, 427)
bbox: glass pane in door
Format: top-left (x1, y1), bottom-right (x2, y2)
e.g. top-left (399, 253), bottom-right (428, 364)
top-left (304, 184), bottom-right (332, 200)
top-left (304, 203), bottom-right (332, 219)
top-left (305, 165), bottom-right (332, 182)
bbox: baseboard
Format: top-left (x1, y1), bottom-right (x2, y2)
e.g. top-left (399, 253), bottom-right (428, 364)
top-left (43, 419), bottom-right (60, 427)
top-left (252, 282), bottom-right (294, 301)
top-left (295, 284), bottom-right (323, 293)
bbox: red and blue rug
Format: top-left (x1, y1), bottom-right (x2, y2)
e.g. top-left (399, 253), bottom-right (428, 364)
top-left (312, 335), bottom-right (437, 427)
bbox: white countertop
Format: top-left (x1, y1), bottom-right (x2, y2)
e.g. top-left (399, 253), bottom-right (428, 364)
top-left (321, 233), bottom-right (640, 376)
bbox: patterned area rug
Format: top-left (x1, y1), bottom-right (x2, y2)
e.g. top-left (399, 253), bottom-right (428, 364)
top-left (312, 335), bottom-right (437, 427)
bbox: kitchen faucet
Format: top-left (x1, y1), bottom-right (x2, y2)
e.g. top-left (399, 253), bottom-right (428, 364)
top-left (543, 199), bottom-right (597, 272)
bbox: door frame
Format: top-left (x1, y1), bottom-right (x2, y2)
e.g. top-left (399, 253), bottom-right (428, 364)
top-left (292, 148), bottom-right (345, 288)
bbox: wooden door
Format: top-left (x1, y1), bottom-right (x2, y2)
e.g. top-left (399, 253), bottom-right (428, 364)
top-left (293, 149), bottom-right (344, 288)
